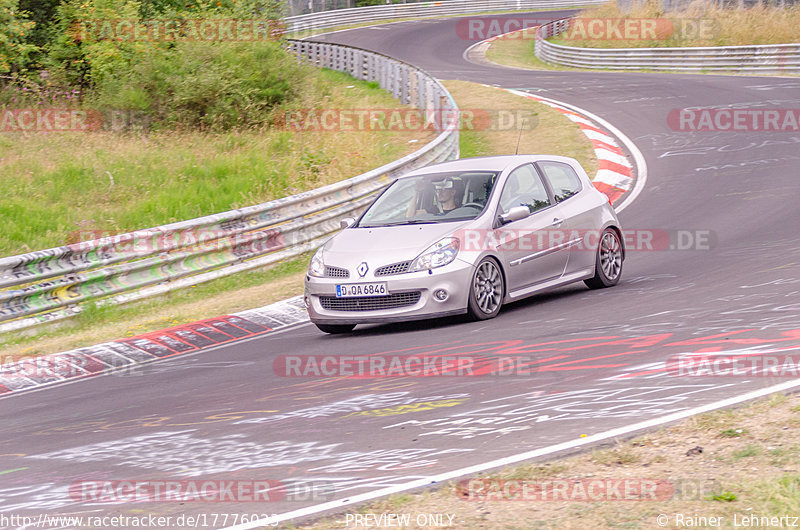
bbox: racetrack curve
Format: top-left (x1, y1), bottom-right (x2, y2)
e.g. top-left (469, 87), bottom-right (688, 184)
top-left (2, 11), bottom-right (800, 529)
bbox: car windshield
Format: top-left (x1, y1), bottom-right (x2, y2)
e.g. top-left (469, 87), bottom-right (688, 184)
top-left (357, 171), bottom-right (498, 227)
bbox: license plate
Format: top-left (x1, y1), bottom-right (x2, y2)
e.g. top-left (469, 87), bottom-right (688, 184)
top-left (336, 283), bottom-right (388, 297)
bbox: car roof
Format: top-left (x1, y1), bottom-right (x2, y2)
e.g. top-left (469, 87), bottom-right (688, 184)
top-left (401, 154), bottom-right (580, 177)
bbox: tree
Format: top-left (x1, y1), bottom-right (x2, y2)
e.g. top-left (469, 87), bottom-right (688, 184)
top-left (0, 0), bottom-right (37, 73)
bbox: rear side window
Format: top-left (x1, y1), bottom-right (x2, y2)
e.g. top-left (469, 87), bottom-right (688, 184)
top-left (538, 161), bottom-right (582, 202)
top-left (498, 164), bottom-right (550, 214)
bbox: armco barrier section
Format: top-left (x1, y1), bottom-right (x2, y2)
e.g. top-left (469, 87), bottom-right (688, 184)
top-left (0, 40), bottom-right (459, 334)
top-left (535, 17), bottom-right (800, 73)
top-left (284, 0), bottom-right (606, 35)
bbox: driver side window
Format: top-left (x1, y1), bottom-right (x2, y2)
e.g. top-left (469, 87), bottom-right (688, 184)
top-left (498, 164), bottom-right (551, 214)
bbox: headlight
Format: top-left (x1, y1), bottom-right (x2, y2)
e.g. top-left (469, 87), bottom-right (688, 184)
top-left (409, 237), bottom-right (459, 272)
top-left (308, 247), bottom-right (325, 277)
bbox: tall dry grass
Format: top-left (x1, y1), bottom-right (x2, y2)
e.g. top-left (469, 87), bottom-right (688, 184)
top-left (552, 0), bottom-right (800, 48)
top-left (0, 69), bottom-right (434, 255)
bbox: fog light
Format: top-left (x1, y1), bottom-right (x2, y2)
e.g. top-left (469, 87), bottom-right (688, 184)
top-left (433, 289), bottom-right (448, 301)
top-left (304, 296), bottom-right (311, 308)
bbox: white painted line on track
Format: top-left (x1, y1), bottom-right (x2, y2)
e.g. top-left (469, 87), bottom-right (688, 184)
top-left (224, 378), bottom-right (800, 529)
top-left (595, 148), bottom-right (633, 167)
top-left (595, 169), bottom-right (634, 190)
top-left (576, 128), bottom-right (617, 144)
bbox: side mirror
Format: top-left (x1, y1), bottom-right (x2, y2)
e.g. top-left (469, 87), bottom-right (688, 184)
top-left (340, 217), bottom-right (356, 229)
top-left (498, 206), bottom-right (530, 225)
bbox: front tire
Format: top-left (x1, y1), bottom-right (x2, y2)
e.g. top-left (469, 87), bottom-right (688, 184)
top-left (585, 228), bottom-right (623, 289)
top-left (315, 323), bottom-right (356, 334)
top-left (467, 257), bottom-right (504, 320)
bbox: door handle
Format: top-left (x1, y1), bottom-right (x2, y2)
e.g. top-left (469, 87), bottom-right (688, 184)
top-left (551, 217), bottom-right (564, 227)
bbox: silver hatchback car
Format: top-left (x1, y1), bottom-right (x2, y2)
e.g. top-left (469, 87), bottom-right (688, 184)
top-left (304, 155), bottom-right (624, 333)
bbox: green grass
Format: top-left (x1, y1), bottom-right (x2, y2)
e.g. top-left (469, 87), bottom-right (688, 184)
top-left (707, 490), bottom-right (738, 502)
top-left (719, 428), bottom-right (746, 438)
top-left (732, 445), bottom-right (760, 459)
top-left (0, 68), bottom-right (427, 255)
top-left (441, 80), bottom-right (597, 177)
top-left (459, 128), bottom-right (492, 158)
top-left (1, 79), bottom-right (596, 357)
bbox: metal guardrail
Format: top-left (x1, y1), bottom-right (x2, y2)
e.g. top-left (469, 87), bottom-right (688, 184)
top-left (0, 40), bottom-right (459, 334)
top-left (535, 18), bottom-right (800, 73)
top-left (1, 0), bottom-right (614, 334)
top-left (284, 0), bottom-right (606, 35)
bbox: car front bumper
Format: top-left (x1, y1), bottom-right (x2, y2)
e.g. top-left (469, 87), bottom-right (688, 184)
top-left (304, 259), bottom-right (474, 325)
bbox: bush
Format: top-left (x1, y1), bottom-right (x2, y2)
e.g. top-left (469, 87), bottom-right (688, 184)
top-left (0, 0), bottom-right (37, 74)
top-left (31, 0), bottom-right (306, 130)
top-left (89, 38), bottom-right (307, 130)
top-left (45, 0), bottom-right (158, 89)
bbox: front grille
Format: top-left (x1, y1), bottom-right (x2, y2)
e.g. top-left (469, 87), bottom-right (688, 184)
top-left (375, 261), bottom-right (411, 276)
top-left (324, 266), bottom-right (349, 278)
top-left (320, 292), bottom-right (421, 312)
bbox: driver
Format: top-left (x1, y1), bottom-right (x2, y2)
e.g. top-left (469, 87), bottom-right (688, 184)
top-left (406, 176), bottom-right (463, 217)
top-left (434, 177), bottom-right (461, 214)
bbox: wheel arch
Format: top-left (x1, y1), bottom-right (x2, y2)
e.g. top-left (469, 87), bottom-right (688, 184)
top-left (604, 224), bottom-right (626, 260)
top-left (471, 252), bottom-right (508, 302)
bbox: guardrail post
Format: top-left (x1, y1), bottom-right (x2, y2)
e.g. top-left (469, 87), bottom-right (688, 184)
top-left (0, 30), bottom-right (465, 332)
top-left (415, 71), bottom-right (423, 110)
top-left (401, 65), bottom-right (410, 105)
top-left (393, 63), bottom-right (401, 99)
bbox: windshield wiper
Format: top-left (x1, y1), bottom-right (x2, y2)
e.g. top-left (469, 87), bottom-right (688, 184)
top-left (360, 220), bottom-right (438, 228)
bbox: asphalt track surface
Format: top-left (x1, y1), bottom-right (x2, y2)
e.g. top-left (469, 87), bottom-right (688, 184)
top-left (3, 11), bottom-right (800, 529)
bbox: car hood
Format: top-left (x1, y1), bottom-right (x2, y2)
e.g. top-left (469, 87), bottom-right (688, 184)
top-left (322, 221), bottom-right (472, 271)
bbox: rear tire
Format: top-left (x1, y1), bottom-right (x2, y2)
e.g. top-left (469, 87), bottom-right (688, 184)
top-left (585, 228), bottom-right (623, 289)
top-left (315, 323), bottom-right (356, 334)
top-left (467, 257), bottom-right (504, 321)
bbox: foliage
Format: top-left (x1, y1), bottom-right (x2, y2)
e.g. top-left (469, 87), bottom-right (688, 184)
top-left (1, 0), bottom-right (305, 130)
top-left (0, 0), bottom-right (37, 73)
top-left (88, 38), bottom-right (304, 130)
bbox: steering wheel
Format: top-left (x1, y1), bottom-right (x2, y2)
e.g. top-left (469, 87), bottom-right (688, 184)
top-left (462, 202), bottom-right (484, 210)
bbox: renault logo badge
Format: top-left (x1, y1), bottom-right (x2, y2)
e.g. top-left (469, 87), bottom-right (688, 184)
top-left (357, 262), bottom-right (369, 277)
